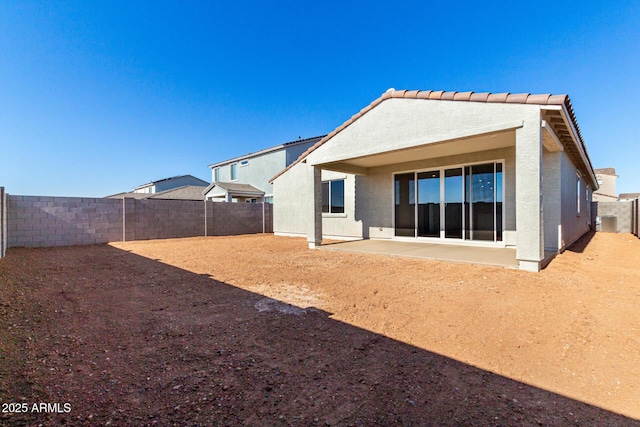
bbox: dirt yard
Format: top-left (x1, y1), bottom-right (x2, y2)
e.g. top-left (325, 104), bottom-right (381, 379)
top-left (0, 232), bottom-right (639, 426)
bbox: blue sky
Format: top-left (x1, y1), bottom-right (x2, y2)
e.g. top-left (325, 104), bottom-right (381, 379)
top-left (1, 1), bottom-right (639, 196)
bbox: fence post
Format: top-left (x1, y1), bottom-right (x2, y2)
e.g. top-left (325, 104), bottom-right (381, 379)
top-left (0, 187), bottom-right (6, 258)
top-left (204, 200), bottom-right (207, 237)
top-left (635, 198), bottom-right (639, 237)
top-left (122, 197), bottom-right (126, 242)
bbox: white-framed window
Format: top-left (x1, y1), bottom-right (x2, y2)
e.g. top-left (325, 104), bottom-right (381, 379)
top-left (240, 159), bottom-right (249, 167)
top-left (264, 195), bottom-right (274, 204)
top-left (322, 179), bottom-right (345, 213)
top-left (214, 167), bottom-right (220, 182)
top-left (230, 163), bottom-right (237, 181)
top-left (577, 174), bottom-right (581, 215)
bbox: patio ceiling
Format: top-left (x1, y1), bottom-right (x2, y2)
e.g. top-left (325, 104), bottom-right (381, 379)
top-left (316, 129), bottom-right (516, 175)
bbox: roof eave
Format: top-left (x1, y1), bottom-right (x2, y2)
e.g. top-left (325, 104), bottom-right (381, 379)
top-left (555, 105), bottom-right (598, 189)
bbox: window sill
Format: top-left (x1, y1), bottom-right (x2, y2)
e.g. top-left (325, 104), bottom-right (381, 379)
top-left (323, 213), bottom-right (347, 218)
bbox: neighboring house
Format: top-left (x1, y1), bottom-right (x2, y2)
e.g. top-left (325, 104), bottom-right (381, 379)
top-left (270, 89), bottom-right (598, 272)
top-left (107, 185), bottom-right (208, 201)
top-left (619, 193), bottom-right (640, 202)
top-left (592, 168), bottom-right (618, 201)
top-left (205, 136), bottom-right (323, 203)
top-left (132, 175), bottom-right (208, 194)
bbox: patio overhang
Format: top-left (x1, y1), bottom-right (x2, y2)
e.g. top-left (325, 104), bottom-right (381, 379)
top-left (310, 121), bottom-right (521, 175)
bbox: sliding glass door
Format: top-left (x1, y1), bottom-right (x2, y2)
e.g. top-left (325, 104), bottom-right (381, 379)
top-left (394, 173), bottom-right (415, 237)
top-left (465, 163), bottom-right (503, 241)
top-left (394, 162), bottom-right (503, 242)
top-left (444, 168), bottom-right (463, 239)
top-left (417, 171), bottom-right (440, 237)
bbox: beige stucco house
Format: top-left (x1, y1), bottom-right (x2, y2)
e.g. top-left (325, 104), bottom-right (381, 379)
top-left (592, 168), bottom-right (618, 201)
top-left (270, 89), bottom-right (598, 272)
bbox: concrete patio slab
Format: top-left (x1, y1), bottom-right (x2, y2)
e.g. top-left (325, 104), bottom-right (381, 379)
top-left (321, 239), bottom-right (519, 269)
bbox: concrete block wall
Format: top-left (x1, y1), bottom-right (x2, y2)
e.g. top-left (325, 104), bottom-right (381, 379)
top-left (595, 201), bottom-right (634, 233)
top-left (129, 199), bottom-right (205, 241)
top-left (7, 195), bottom-right (123, 248)
top-left (3, 194), bottom-right (273, 249)
top-left (207, 202), bottom-right (272, 236)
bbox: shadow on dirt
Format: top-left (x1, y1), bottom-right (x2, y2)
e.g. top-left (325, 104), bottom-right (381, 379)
top-left (0, 244), bottom-right (636, 426)
top-left (565, 230), bottom-right (596, 254)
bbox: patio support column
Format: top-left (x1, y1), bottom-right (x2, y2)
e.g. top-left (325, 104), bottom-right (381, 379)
top-left (308, 165), bottom-right (322, 248)
top-left (515, 114), bottom-right (544, 272)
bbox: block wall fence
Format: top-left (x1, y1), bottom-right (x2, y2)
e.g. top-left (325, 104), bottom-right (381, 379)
top-left (593, 200), bottom-right (639, 234)
top-left (0, 188), bottom-right (272, 256)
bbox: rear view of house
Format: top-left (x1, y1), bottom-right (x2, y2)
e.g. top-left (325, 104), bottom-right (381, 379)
top-left (271, 89), bottom-right (598, 272)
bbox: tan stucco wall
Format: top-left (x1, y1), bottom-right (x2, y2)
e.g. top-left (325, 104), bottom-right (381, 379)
top-left (273, 159), bottom-right (314, 237)
top-left (559, 151), bottom-right (592, 249)
top-left (275, 147), bottom-right (517, 242)
top-left (542, 148), bottom-right (562, 251)
top-left (309, 99), bottom-right (533, 166)
top-left (593, 174), bottom-right (617, 201)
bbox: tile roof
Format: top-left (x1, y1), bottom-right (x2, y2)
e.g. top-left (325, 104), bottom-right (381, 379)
top-left (133, 174), bottom-right (208, 190)
top-left (594, 168), bottom-right (617, 176)
top-left (105, 192), bottom-right (149, 199)
top-left (270, 89), bottom-right (590, 183)
top-left (148, 185), bottom-right (208, 200)
top-left (106, 185), bottom-right (208, 200)
top-left (203, 182), bottom-right (265, 196)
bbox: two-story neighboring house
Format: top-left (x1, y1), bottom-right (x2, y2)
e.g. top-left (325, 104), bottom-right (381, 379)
top-left (132, 175), bottom-right (209, 194)
top-left (107, 175), bottom-right (209, 200)
top-left (592, 168), bottom-right (618, 201)
top-left (204, 136), bottom-right (324, 203)
top-left (619, 193), bottom-right (640, 202)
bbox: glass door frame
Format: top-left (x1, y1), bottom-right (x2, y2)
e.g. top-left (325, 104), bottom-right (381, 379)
top-left (392, 159), bottom-right (505, 243)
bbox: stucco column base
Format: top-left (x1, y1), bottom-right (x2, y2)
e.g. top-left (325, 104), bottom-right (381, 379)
top-left (518, 260), bottom-right (541, 272)
top-left (308, 240), bottom-right (321, 249)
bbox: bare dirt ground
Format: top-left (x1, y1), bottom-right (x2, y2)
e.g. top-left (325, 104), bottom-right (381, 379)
top-left (0, 232), bottom-right (639, 426)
